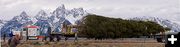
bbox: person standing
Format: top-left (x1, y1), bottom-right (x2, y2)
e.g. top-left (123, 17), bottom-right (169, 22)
top-left (8, 34), bottom-right (21, 47)
top-left (3, 34), bottom-right (6, 42)
top-left (43, 26), bottom-right (52, 41)
top-left (8, 31), bottom-right (14, 45)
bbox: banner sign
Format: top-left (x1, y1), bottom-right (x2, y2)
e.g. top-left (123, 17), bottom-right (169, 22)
top-left (28, 28), bottom-right (38, 36)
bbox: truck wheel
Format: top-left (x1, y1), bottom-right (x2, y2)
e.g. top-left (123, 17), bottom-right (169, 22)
top-left (57, 36), bottom-right (61, 41)
top-left (50, 36), bottom-right (54, 42)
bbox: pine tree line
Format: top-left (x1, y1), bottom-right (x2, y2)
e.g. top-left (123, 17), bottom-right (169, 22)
top-left (78, 14), bottom-right (170, 39)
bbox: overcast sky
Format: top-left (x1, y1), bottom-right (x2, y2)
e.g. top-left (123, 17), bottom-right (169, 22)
top-left (0, 0), bottom-right (179, 23)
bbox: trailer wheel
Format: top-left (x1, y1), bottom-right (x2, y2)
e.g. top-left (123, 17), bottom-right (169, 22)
top-left (65, 37), bottom-right (68, 41)
top-left (50, 36), bottom-right (54, 42)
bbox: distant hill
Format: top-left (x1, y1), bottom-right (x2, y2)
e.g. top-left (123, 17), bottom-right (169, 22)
top-left (79, 14), bottom-right (169, 39)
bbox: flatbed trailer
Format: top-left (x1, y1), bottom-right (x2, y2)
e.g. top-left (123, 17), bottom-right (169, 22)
top-left (47, 25), bottom-right (79, 42)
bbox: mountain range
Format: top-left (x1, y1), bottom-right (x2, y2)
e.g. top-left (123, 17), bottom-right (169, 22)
top-left (0, 4), bottom-right (180, 36)
top-left (130, 16), bottom-right (180, 32)
top-left (0, 4), bottom-right (87, 36)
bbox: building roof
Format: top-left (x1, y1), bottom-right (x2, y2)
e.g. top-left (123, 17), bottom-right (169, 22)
top-left (24, 25), bottom-right (39, 28)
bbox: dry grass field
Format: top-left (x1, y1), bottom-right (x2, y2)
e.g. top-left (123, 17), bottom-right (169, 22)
top-left (1, 38), bottom-right (165, 47)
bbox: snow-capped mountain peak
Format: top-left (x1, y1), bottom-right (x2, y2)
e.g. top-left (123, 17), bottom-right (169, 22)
top-left (19, 11), bottom-right (29, 19)
top-left (0, 19), bottom-right (4, 24)
top-left (53, 5), bottom-right (66, 19)
top-left (35, 10), bottom-right (49, 20)
top-left (70, 8), bottom-right (86, 17)
top-left (51, 4), bottom-right (87, 25)
top-left (0, 19), bottom-right (6, 29)
top-left (1, 4), bottom-right (88, 36)
top-left (130, 16), bottom-right (180, 32)
top-left (0, 11), bottom-right (33, 35)
top-left (0, 20), bottom-right (4, 34)
top-left (57, 4), bottom-right (65, 10)
top-left (11, 11), bottom-right (32, 24)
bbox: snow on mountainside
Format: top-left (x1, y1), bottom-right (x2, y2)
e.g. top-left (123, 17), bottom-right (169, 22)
top-left (37, 4), bottom-right (87, 35)
top-left (35, 10), bottom-right (49, 20)
top-left (1, 12), bottom-right (33, 35)
top-left (130, 16), bottom-right (180, 32)
top-left (0, 4), bottom-right (87, 36)
top-left (51, 4), bottom-right (87, 25)
top-left (0, 20), bottom-right (6, 32)
top-left (0, 20), bottom-right (5, 27)
top-left (48, 4), bottom-right (87, 33)
top-left (66, 8), bottom-right (86, 25)
top-left (34, 10), bottom-right (51, 35)
top-left (0, 20), bottom-right (5, 26)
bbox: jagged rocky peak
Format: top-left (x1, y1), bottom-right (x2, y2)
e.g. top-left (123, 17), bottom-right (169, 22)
top-left (57, 4), bottom-right (65, 10)
top-left (0, 19), bottom-right (5, 24)
top-left (0, 19), bottom-right (3, 23)
top-left (71, 8), bottom-right (84, 12)
top-left (53, 4), bottom-right (67, 19)
top-left (12, 11), bottom-right (30, 21)
top-left (52, 4), bottom-right (87, 18)
top-left (19, 11), bottom-right (28, 18)
top-left (55, 4), bottom-right (66, 13)
top-left (35, 10), bottom-right (49, 20)
top-left (37, 10), bottom-right (48, 16)
top-left (0, 19), bottom-right (6, 24)
top-left (70, 8), bottom-right (86, 17)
